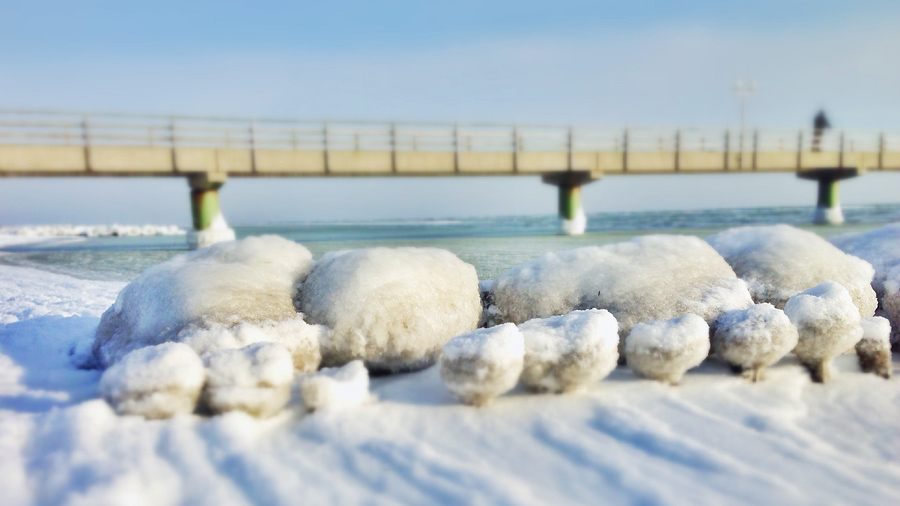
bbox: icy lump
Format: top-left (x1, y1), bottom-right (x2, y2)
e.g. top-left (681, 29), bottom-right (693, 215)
top-left (202, 342), bottom-right (295, 418)
top-left (300, 247), bottom-right (481, 373)
top-left (92, 235), bottom-right (317, 368)
top-left (625, 314), bottom-right (710, 385)
top-left (784, 282), bottom-right (863, 383)
top-left (712, 304), bottom-right (798, 382)
top-left (518, 309), bottom-right (619, 393)
top-left (99, 342), bottom-right (205, 419)
top-left (856, 316), bottom-right (892, 379)
top-left (298, 360), bottom-right (371, 411)
top-left (441, 324), bottom-right (525, 406)
top-left (708, 225), bottom-right (877, 318)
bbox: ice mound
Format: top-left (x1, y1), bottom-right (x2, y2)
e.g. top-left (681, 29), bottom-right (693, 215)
top-left (202, 342), bottom-right (295, 417)
top-left (518, 309), bottom-right (620, 393)
top-left (856, 316), bottom-right (892, 379)
top-left (784, 281), bottom-right (863, 383)
top-left (440, 323), bottom-right (525, 406)
top-left (179, 317), bottom-right (324, 373)
top-left (92, 235), bottom-right (315, 368)
top-left (99, 342), bottom-right (205, 419)
top-left (707, 225), bottom-right (877, 318)
top-left (491, 235), bottom-right (751, 351)
top-left (298, 360), bottom-right (371, 411)
top-left (625, 314), bottom-right (710, 385)
top-left (830, 223), bottom-right (900, 297)
top-left (711, 303), bottom-right (799, 382)
top-left (299, 247), bottom-right (481, 373)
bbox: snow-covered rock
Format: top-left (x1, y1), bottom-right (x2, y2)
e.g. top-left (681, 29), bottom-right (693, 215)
top-left (92, 235), bottom-right (315, 367)
top-left (99, 343), bottom-right (205, 419)
top-left (491, 235), bottom-right (752, 354)
top-left (518, 309), bottom-right (619, 393)
top-left (299, 247), bottom-right (481, 373)
top-left (830, 223), bottom-right (900, 298)
top-left (202, 342), bottom-right (295, 417)
top-left (298, 360), bottom-right (371, 411)
top-left (711, 304), bottom-right (799, 382)
top-left (783, 281), bottom-right (864, 383)
top-left (440, 323), bottom-right (525, 406)
top-left (625, 314), bottom-right (710, 385)
top-left (856, 316), bottom-right (892, 379)
top-left (707, 225), bottom-right (877, 318)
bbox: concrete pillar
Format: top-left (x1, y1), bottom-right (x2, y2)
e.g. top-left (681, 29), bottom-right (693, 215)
top-left (542, 171), bottom-right (600, 235)
top-left (186, 172), bottom-right (236, 249)
top-left (797, 168), bottom-right (859, 226)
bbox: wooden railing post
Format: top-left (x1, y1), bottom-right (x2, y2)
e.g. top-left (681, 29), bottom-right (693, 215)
top-left (250, 120), bottom-right (258, 173)
top-left (390, 123), bottom-right (397, 173)
top-left (453, 124), bottom-right (460, 173)
top-left (323, 122), bottom-right (330, 174)
top-left (82, 116), bottom-right (92, 172)
top-left (513, 125), bottom-right (519, 173)
top-left (674, 129), bottom-right (681, 171)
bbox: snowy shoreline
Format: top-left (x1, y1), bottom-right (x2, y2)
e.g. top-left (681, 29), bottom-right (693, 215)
top-left (0, 224), bottom-right (185, 238)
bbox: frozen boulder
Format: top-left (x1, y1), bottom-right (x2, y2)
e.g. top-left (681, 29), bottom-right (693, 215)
top-left (492, 235), bottom-right (751, 354)
top-left (856, 316), bottom-right (892, 379)
top-left (712, 303), bottom-right (799, 382)
top-left (831, 223), bottom-right (900, 298)
top-left (708, 225), bottom-right (877, 318)
top-left (625, 314), bottom-right (710, 385)
top-left (440, 323), bottom-right (525, 406)
top-left (784, 281), bottom-right (864, 383)
top-left (299, 247), bottom-right (481, 373)
top-left (518, 309), bottom-right (619, 393)
top-left (202, 342), bottom-right (295, 417)
top-left (298, 360), bottom-right (371, 411)
top-left (99, 342), bottom-right (205, 419)
top-left (93, 235), bottom-right (315, 367)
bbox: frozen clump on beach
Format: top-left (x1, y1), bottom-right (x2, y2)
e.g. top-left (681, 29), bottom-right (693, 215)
top-left (92, 235), bottom-right (315, 368)
top-left (783, 281), bottom-right (863, 383)
top-left (831, 222), bottom-right (900, 298)
top-left (298, 360), bottom-right (371, 411)
top-left (440, 323), bottom-right (525, 406)
top-left (707, 225), bottom-right (877, 318)
top-left (202, 342), bottom-right (295, 417)
top-left (299, 247), bottom-right (481, 373)
top-left (712, 303), bottom-right (798, 382)
top-left (491, 235), bottom-right (751, 351)
top-left (99, 342), bottom-right (205, 419)
top-left (518, 309), bottom-right (619, 393)
top-left (856, 316), bottom-right (892, 379)
top-left (625, 314), bottom-right (710, 385)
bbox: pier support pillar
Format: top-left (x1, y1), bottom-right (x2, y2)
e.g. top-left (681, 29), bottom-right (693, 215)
top-left (186, 172), bottom-right (236, 249)
top-left (542, 171), bottom-right (600, 235)
top-left (797, 168), bottom-right (859, 226)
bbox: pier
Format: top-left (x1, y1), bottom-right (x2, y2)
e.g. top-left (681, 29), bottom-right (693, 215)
top-left (2, 110), bottom-right (899, 246)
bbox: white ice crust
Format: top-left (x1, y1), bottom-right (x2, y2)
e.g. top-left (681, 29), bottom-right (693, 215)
top-left (491, 235), bottom-right (752, 350)
top-left (830, 222), bottom-right (900, 297)
top-left (712, 303), bottom-right (799, 379)
top-left (202, 342), bottom-right (295, 417)
top-left (518, 309), bottom-right (620, 393)
top-left (299, 247), bottom-right (481, 373)
top-left (298, 360), bottom-right (371, 411)
top-left (625, 314), bottom-right (710, 385)
top-left (707, 225), bottom-right (877, 317)
top-left (440, 323), bottom-right (525, 405)
top-left (99, 342), bottom-right (205, 419)
top-left (783, 281), bottom-right (863, 382)
top-left (92, 235), bottom-right (315, 367)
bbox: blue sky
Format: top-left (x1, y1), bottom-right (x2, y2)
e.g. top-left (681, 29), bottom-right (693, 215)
top-left (2, 1), bottom-right (900, 225)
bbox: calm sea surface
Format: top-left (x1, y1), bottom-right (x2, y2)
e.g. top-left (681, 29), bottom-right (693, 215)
top-left (3, 204), bottom-right (899, 282)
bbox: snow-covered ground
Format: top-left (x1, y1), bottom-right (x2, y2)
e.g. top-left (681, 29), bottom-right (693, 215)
top-left (0, 224), bottom-right (185, 238)
top-left (1, 261), bottom-right (899, 505)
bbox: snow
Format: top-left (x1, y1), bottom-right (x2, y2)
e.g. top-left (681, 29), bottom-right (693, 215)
top-left (440, 323), bottom-right (525, 406)
top-left (491, 235), bottom-right (752, 353)
top-left (202, 342), bottom-right (295, 418)
top-left (707, 225), bottom-right (877, 318)
top-left (99, 343), bottom-right (205, 419)
top-left (784, 281), bottom-right (864, 383)
top-left (0, 224), bottom-right (185, 237)
top-left (830, 222), bottom-right (900, 298)
top-left (625, 314), bottom-right (711, 385)
top-left (518, 309), bottom-right (620, 393)
top-left (92, 235), bottom-right (315, 367)
top-left (298, 360), bottom-right (371, 411)
top-left (2, 241), bottom-right (900, 505)
top-left (299, 247), bottom-right (481, 373)
top-left (712, 304), bottom-right (799, 381)
top-left (857, 316), bottom-right (892, 379)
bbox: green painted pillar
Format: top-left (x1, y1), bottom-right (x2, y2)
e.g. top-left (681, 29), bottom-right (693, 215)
top-left (558, 185), bottom-right (582, 222)
top-left (190, 184), bottom-right (223, 231)
top-left (816, 177), bottom-right (839, 209)
top-left (542, 171), bottom-right (596, 235)
top-left (798, 168), bottom-right (858, 226)
top-left (186, 173), bottom-right (235, 249)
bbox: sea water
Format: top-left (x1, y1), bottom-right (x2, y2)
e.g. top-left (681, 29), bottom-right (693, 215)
top-left (2, 204), bottom-right (899, 282)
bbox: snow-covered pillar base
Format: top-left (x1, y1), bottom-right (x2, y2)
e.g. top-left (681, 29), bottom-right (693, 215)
top-left (798, 168), bottom-right (859, 226)
top-left (187, 173), bottom-right (236, 249)
top-left (542, 171), bottom-right (600, 236)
